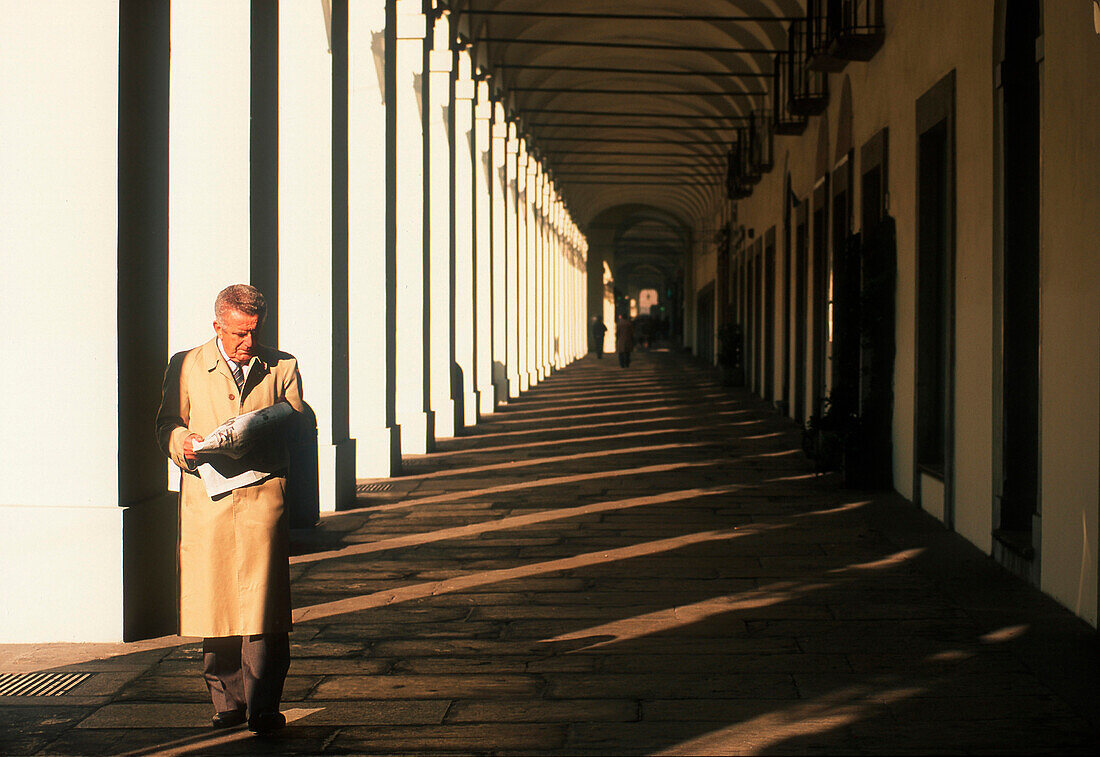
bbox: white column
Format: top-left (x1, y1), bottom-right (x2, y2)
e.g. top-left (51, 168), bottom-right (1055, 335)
top-left (505, 124), bottom-right (523, 398)
top-left (473, 77), bottom-right (495, 415)
top-left (278, 1), bottom-right (355, 512)
top-left (427, 10), bottom-right (456, 437)
top-left (517, 141), bottom-right (532, 391)
top-left (0, 2), bottom-right (129, 642)
top-left (452, 46), bottom-right (478, 427)
top-left (527, 158), bottom-right (541, 386)
top-left (538, 168), bottom-right (552, 379)
top-left (393, 0), bottom-right (434, 453)
top-left (167, 2), bottom-right (250, 354)
top-left (490, 101), bottom-right (510, 403)
top-left (553, 194), bottom-right (564, 369)
top-left (349, 0), bottom-right (401, 476)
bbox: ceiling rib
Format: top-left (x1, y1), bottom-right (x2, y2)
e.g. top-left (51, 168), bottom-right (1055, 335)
top-left (463, 9), bottom-right (797, 22)
top-left (496, 63), bottom-right (771, 78)
top-left (516, 109), bottom-right (751, 120)
top-left (476, 37), bottom-right (781, 54)
top-left (508, 87), bottom-right (766, 96)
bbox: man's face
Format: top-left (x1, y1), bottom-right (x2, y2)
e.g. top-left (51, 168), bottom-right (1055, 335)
top-left (214, 309), bottom-right (260, 363)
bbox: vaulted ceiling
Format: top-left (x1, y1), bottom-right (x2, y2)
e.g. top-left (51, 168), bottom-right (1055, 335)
top-left (450, 0), bottom-right (803, 294)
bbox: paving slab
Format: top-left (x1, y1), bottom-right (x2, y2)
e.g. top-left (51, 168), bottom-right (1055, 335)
top-left (1, 351), bottom-right (1098, 755)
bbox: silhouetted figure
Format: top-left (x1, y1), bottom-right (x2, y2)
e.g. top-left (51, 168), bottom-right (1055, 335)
top-left (589, 316), bottom-right (607, 359)
top-left (616, 315), bottom-right (634, 368)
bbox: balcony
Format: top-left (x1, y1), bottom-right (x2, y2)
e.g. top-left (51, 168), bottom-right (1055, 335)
top-left (772, 53), bottom-right (808, 135)
top-left (726, 139), bottom-right (753, 200)
top-left (787, 19), bottom-right (829, 117)
top-left (748, 110), bottom-right (775, 176)
top-left (808, 0), bottom-right (886, 72)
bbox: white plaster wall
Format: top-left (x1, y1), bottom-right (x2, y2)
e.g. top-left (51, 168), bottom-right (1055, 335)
top-left (730, 0), bottom-right (995, 528)
top-left (1037, 5), bottom-right (1100, 627)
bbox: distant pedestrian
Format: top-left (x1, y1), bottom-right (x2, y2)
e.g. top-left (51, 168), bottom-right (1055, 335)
top-left (589, 316), bottom-right (607, 359)
top-left (615, 315), bottom-right (634, 368)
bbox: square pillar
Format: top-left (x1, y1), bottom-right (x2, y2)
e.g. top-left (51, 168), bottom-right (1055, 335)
top-left (279, 0), bottom-right (356, 512)
top-left (349, 0), bottom-right (401, 477)
top-left (452, 45), bottom-right (479, 427)
top-left (525, 157), bottom-right (541, 387)
top-left (490, 101), bottom-right (510, 403)
top-left (391, 0), bottom-right (434, 453)
top-left (427, 9), bottom-right (457, 437)
top-left (516, 142), bottom-right (532, 392)
top-left (473, 78), bottom-right (495, 416)
top-left (0, 2), bottom-right (175, 642)
top-left (505, 125), bottom-right (523, 398)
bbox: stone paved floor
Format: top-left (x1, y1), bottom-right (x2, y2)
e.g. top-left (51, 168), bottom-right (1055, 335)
top-left (2, 350), bottom-right (1099, 755)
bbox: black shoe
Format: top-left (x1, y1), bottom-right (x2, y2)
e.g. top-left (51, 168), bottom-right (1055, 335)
top-left (211, 709), bottom-right (247, 729)
top-left (248, 711), bottom-right (286, 735)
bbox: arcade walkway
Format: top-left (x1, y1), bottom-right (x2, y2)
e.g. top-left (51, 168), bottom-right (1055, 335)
top-left (2, 351), bottom-right (1098, 755)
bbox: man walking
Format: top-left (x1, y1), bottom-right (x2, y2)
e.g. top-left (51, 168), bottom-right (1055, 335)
top-left (615, 314), bottom-right (635, 368)
top-left (156, 284), bottom-right (303, 735)
top-left (589, 316), bottom-right (607, 359)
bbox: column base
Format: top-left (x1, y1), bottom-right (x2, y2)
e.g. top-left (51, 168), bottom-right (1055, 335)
top-left (316, 438), bottom-right (357, 514)
top-left (462, 391), bottom-right (480, 428)
top-left (354, 424), bottom-right (401, 479)
top-left (0, 504), bottom-right (127, 642)
top-left (519, 372), bottom-right (530, 392)
top-left (507, 373), bottom-right (522, 399)
top-left (398, 410), bottom-right (436, 455)
top-left (477, 383), bottom-right (496, 415)
top-left (527, 369), bottom-right (540, 388)
top-left (432, 398), bottom-right (457, 439)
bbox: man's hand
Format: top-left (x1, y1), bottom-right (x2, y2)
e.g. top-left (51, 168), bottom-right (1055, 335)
top-left (183, 433), bottom-right (204, 465)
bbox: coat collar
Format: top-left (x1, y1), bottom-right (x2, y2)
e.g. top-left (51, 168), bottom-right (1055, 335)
top-left (201, 338), bottom-right (272, 375)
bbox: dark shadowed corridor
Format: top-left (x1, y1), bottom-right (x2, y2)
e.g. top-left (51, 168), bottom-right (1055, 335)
top-left (2, 351), bottom-right (1098, 755)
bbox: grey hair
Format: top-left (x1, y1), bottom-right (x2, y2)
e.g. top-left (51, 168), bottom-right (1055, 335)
top-left (214, 284), bottom-right (267, 326)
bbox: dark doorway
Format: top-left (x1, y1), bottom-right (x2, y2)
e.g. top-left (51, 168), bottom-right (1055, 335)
top-left (747, 252), bottom-right (757, 393)
top-left (812, 181), bottom-right (829, 419)
top-left (859, 129), bottom-right (896, 490)
top-left (782, 178), bottom-right (793, 413)
top-left (697, 283), bottom-right (716, 365)
top-left (996, 0), bottom-right (1041, 551)
top-left (915, 71), bottom-right (956, 525)
top-left (764, 228), bottom-right (776, 402)
top-left (831, 156), bottom-right (858, 422)
top-left (794, 200), bottom-right (809, 423)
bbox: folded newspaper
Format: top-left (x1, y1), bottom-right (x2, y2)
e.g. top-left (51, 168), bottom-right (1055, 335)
top-left (192, 402), bottom-right (294, 498)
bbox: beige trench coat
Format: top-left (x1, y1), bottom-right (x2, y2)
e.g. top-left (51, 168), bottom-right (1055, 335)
top-left (156, 338), bottom-right (304, 637)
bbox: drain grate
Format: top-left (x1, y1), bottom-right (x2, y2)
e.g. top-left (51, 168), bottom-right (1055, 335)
top-left (357, 482), bottom-right (392, 493)
top-left (0, 672), bottom-right (92, 697)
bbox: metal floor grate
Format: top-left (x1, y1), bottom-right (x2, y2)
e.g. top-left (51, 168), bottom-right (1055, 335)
top-left (357, 482), bottom-right (392, 493)
top-left (0, 672), bottom-right (92, 697)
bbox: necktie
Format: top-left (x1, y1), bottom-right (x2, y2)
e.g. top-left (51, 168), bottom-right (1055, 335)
top-left (231, 363), bottom-right (245, 393)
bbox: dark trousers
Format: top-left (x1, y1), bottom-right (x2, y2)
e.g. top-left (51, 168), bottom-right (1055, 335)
top-left (618, 351), bottom-right (631, 368)
top-left (202, 633), bottom-right (290, 716)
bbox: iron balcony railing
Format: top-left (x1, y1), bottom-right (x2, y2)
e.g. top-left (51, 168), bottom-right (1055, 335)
top-left (772, 53), bottom-right (808, 135)
top-left (787, 19), bottom-right (829, 117)
top-left (808, 0), bottom-right (886, 72)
